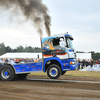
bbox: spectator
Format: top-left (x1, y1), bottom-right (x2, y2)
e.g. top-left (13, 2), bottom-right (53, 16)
top-left (81, 59), bottom-right (85, 69)
top-left (88, 59), bottom-right (90, 65)
top-left (93, 60), bottom-right (96, 65)
top-left (98, 59), bottom-right (100, 64)
top-left (35, 59), bottom-right (38, 62)
top-left (90, 59), bottom-right (93, 67)
top-left (96, 60), bottom-right (98, 64)
top-left (31, 58), bottom-right (34, 62)
top-left (78, 58), bottom-right (81, 70)
top-left (27, 59), bottom-right (31, 62)
top-left (5, 58), bottom-right (8, 62)
top-left (15, 58), bottom-right (19, 62)
top-left (85, 60), bottom-right (89, 67)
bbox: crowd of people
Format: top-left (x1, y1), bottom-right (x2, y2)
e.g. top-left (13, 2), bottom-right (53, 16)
top-left (0, 58), bottom-right (42, 63)
top-left (0, 58), bottom-right (100, 70)
top-left (78, 58), bottom-right (100, 70)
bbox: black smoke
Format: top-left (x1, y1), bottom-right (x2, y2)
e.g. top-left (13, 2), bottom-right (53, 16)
top-left (0, 0), bottom-right (51, 36)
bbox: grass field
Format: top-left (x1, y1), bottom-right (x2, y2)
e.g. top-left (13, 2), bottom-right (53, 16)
top-left (30, 71), bottom-right (100, 77)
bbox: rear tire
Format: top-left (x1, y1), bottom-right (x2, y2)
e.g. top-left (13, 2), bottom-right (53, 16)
top-left (47, 64), bottom-right (61, 79)
top-left (0, 65), bottom-right (15, 81)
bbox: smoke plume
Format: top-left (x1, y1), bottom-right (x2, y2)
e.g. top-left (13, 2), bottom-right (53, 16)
top-left (0, 0), bottom-right (51, 36)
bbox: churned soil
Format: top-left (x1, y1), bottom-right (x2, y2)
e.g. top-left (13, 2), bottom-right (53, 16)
top-left (0, 75), bottom-right (100, 100)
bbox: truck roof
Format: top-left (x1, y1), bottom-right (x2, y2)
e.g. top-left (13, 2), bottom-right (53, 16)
top-left (42, 33), bottom-right (73, 42)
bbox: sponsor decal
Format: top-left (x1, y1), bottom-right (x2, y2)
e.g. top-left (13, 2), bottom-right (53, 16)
top-left (16, 70), bottom-right (20, 72)
top-left (32, 69), bottom-right (36, 71)
top-left (26, 67), bottom-right (30, 68)
top-left (38, 68), bottom-right (41, 70)
top-left (36, 63), bottom-right (42, 65)
top-left (31, 66), bottom-right (35, 68)
top-left (15, 67), bottom-right (19, 69)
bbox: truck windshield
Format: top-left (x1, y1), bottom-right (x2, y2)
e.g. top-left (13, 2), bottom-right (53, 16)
top-left (66, 38), bottom-right (74, 49)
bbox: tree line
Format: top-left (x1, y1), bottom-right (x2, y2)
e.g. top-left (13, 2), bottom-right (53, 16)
top-left (0, 42), bottom-right (100, 60)
top-left (0, 42), bottom-right (41, 56)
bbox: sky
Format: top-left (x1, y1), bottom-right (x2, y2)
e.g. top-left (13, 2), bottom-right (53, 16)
top-left (0, 0), bottom-right (100, 52)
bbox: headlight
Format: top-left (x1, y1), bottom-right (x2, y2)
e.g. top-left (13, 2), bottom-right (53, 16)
top-left (70, 61), bottom-right (75, 65)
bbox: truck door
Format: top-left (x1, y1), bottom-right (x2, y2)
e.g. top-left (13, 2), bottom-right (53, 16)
top-left (52, 37), bottom-right (69, 59)
top-left (42, 37), bottom-right (69, 59)
top-left (65, 37), bottom-right (75, 59)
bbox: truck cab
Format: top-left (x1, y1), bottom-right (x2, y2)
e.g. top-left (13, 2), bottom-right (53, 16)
top-left (42, 33), bottom-right (78, 79)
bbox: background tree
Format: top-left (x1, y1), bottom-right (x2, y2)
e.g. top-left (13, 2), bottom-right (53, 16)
top-left (0, 43), bottom-right (6, 55)
top-left (0, 42), bottom-right (99, 60)
top-left (26, 46), bottom-right (34, 52)
top-left (34, 47), bottom-right (41, 52)
top-left (16, 45), bottom-right (24, 52)
top-left (5, 46), bottom-right (12, 53)
top-left (76, 51), bottom-right (84, 53)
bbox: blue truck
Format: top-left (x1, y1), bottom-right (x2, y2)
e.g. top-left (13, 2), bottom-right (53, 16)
top-left (0, 33), bottom-right (78, 81)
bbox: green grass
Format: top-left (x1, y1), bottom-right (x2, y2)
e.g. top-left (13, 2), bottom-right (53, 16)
top-left (30, 71), bottom-right (100, 77)
top-left (65, 71), bottom-right (100, 77)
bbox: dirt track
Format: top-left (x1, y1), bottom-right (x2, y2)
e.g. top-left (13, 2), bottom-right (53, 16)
top-left (0, 75), bottom-right (100, 100)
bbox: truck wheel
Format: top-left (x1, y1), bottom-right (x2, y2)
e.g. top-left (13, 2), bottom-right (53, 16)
top-left (47, 64), bottom-right (61, 79)
top-left (0, 65), bottom-right (15, 81)
top-left (61, 71), bottom-right (66, 75)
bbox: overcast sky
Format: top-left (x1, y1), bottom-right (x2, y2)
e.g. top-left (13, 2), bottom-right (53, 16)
top-left (0, 0), bottom-right (100, 52)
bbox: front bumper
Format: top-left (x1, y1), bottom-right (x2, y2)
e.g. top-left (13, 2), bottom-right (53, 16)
top-left (70, 63), bottom-right (79, 70)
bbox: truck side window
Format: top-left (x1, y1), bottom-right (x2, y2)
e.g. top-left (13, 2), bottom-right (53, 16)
top-left (52, 38), bottom-right (59, 46)
top-left (52, 38), bottom-right (60, 49)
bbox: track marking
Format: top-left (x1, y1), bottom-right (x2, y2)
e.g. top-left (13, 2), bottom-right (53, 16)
top-left (27, 78), bottom-right (100, 84)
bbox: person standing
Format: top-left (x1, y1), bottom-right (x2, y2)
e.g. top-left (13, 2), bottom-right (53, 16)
top-left (81, 59), bottom-right (85, 69)
top-left (90, 59), bottom-right (93, 67)
top-left (35, 59), bottom-right (38, 62)
top-left (78, 58), bottom-right (81, 70)
top-left (5, 58), bottom-right (8, 62)
top-left (96, 60), bottom-right (98, 64)
top-left (85, 60), bottom-right (89, 67)
top-left (88, 59), bottom-right (90, 65)
top-left (98, 59), bottom-right (100, 64)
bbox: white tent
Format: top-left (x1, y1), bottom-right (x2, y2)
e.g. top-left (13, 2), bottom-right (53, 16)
top-left (0, 52), bottom-right (92, 60)
top-left (76, 53), bottom-right (92, 60)
top-left (0, 52), bottom-right (42, 59)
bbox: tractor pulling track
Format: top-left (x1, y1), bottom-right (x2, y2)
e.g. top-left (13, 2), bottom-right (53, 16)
top-left (0, 75), bottom-right (100, 100)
